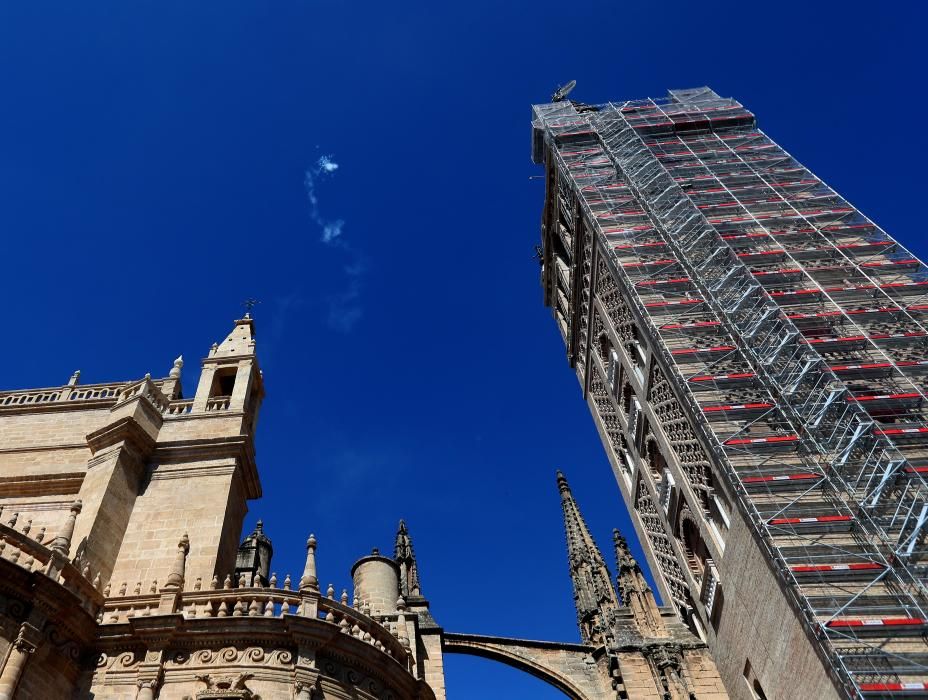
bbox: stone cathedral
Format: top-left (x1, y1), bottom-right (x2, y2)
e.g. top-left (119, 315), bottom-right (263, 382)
top-left (0, 315), bottom-right (728, 699)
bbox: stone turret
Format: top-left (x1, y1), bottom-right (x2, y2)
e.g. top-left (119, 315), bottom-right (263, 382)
top-left (193, 314), bottom-right (264, 425)
top-left (352, 548), bottom-right (401, 616)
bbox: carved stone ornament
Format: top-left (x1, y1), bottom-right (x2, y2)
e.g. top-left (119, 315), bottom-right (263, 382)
top-left (195, 672), bottom-right (258, 699)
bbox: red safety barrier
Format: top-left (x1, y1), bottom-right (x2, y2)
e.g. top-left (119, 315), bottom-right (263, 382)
top-left (671, 345), bottom-right (737, 357)
top-left (791, 562), bottom-right (884, 574)
top-left (826, 617), bottom-right (924, 629)
top-left (858, 681), bottom-right (928, 693)
top-left (689, 372), bottom-right (755, 383)
top-left (724, 435), bottom-right (799, 448)
top-left (644, 299), bottom-right (704, 311)
top-left (768, 515), bottom-right (852, 526)
top-left (660, 320), bottom-right (722, 331)
top-left (703, 402), bottom-right (774, 414)
top-left (742, 473), bottom-right (819, 484)
top-left (848, 392), bottom-right (922, 404)
top-left (875, 427), bottom-right (928, 437)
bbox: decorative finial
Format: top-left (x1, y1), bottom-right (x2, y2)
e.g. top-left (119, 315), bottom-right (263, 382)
top-left (169, 355), bottom-right (183, 379)
top-left (556, 469), bottom-right (570, 495)
top-left (49, 500), bottom-right (82, 557)
top-left (68, 370), bottom-right (81, 386)
top-left (300, 534), bottom-right (319, 592)
top-left (163, 533), bottom-right (190, 591)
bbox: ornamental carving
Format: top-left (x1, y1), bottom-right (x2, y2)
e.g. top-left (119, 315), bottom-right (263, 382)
top-left (167, 646), bottom-right (294, 668)
top-left (195, 672), bottom-right (257, 700)
top-left (318, 655), bottom-right (398, 700)
top-left (647, 363), bottom-right (713, 512)
top-left (635, 476), bottom-right (690, 612)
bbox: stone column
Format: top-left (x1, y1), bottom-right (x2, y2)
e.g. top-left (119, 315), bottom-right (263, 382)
top-left (136, 679), bottom-right (158, 700)
top-left (0, 623), bottom-right (42, 700)
top-left (293, 641), bottom-right (319, 700)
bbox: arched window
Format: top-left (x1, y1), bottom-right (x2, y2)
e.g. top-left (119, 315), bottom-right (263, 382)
top-left (679, 511), bottom-right (705, 584)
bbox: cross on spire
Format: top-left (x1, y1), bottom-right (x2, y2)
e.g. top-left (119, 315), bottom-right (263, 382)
top-left (242, 298), bottom-right (260, 318)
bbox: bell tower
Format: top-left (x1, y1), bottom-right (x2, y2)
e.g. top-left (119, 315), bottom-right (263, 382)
top-left (103, 314), bottom-right (265, 590)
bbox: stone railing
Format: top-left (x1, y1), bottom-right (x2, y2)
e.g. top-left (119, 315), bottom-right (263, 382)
top-left (165, 398), bottom-right (194, 416)
top-left (118, 376), bottom-right (170, 413)
top-left (205, 396), bottom-right (232, 412)
top-left (0, 382), bottom-right (126, 408)
top-left (0, 378), bottom-right (235, 418)
top-left (100, 579), bottom-right (410, 666)
top-left (117, 378), bottom-right (233, 417)
top-left (0, 517), bottom-right (104, 617)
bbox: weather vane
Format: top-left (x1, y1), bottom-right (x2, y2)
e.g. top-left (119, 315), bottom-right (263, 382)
top-left (242, 298), bottom-right (260, 317)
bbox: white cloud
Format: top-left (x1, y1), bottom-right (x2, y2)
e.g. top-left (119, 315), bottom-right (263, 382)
top-left (322, 219), bottom-right (344, 244)
top-left (317, 155), bottom-right (339, 173)
top-left (302, 152), bottom-right (368, 333)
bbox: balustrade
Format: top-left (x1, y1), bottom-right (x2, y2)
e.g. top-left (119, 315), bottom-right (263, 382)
top-left (99, 572), bottom-right (410, 666)
top-left (0, 520), bottom-right (102, 616)
top-left (205, 396), bottom-right (231, 412)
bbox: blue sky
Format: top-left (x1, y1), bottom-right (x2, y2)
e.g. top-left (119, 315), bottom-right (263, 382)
top-left (0, 2), bottom-right (924, 697)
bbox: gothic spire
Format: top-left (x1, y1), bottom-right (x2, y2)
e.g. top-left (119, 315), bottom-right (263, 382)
top-left (558, 471), bottom-right (620, 646)
top-left (394, 519), bottom-right (421, 598)
top-left (613, 528), bottom-right (666, 638)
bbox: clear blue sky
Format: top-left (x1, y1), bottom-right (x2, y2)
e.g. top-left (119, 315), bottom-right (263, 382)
top-left (1, 2), bottom-right (924, 697)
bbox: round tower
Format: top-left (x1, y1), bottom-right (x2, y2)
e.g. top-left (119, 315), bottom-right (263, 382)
top-left (351, 548), bottom-right (400, 615)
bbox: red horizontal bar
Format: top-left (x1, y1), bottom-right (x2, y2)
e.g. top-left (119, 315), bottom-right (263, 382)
top-left (622, 259), bottom-right (677, 268)
top-left (831, 362), bottom-right (894, 372)
top-left (671, 345), bottom-right (736, 355)
top-left (636, 277), bottom-right (691, 287)
top-left (725, 435), bottom-right (798, 446)
top-left (791, 562), bottom-right (883, 573)
top-left (689, 372), bottom-right (755, 383)
top-left (826, 617), bottom-right (924, 628)
top-left (768, 515), bottom-right (851, 526)
top-left (660, 321), bottom-right (721, 330)
top-left (849, 392), bottom-right (922, 403)
top-left (875, 427), bottom-right (928, 436)
top-left (742, 473), bottom-right (818, 483)
top-left (613, 241), bottom-right (667, 250)
top-left (703, 402), bottom-right (774, 413)
top-left (644, 299), bottom-right (703, 309)
top-left (859, 681), bottom-right (928, 692)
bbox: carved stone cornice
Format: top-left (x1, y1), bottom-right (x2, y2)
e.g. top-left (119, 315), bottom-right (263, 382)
top-left (94, 613), bottom-right (424, 700)
top-left (152, 436), bottom-right (260, 500)
top-left (86, 415), bottom-right (157, 460)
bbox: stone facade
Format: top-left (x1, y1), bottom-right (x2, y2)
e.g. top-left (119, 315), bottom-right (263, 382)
top-left (0, 314), bottom-right (731, 699)
top-left (0, 317), bottom-right (439, 700)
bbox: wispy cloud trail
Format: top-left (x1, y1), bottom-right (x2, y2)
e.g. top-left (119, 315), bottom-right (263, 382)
top-left (303, 154), bottom-right (366, 332)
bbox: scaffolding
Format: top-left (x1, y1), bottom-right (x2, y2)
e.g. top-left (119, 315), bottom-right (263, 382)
top-left (534, 88), bottom-right (928, 698)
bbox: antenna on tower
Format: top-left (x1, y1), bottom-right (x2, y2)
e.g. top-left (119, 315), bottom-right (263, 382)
top-left (552, 80), bottom-right (577, 102)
